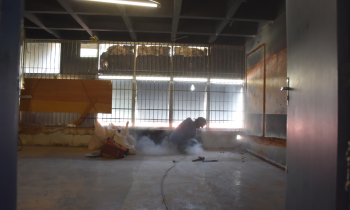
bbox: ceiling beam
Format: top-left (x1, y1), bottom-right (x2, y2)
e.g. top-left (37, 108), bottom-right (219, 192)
top-left (24, 26), bottom-right (255, 37)
top-left (56, 0), bottom-right (94, 37)
top-left (25, 11), bottom-right (69, 14)
top-left (23, 12), bottom-right (61, 38)
top-left (25, 26), bottom-right (86, 31)
top-left (209, 0), bottom-right (244, 44)
top-left (171, 0), bottom-right (182, 42)
top-left (116, 5), bottom-right (137, 41)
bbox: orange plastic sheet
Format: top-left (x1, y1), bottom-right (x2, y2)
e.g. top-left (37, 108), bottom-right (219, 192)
top-left (20, 78), bottom-right (112, 114)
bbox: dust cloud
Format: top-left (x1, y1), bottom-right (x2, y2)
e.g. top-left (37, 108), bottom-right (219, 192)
top-left (135, 136), bottom-right (203, 156)
top-left (185, 143), bottom-right (204, 155)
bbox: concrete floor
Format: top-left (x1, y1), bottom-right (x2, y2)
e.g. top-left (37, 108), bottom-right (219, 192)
top-left (18, 147), bottom-right (285, 210)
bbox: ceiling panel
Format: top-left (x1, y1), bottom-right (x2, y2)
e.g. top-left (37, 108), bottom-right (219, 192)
top-left (95, 31), bottom-right (134, 42)
top-left (234, 0), bottom-right (283, 20)
top-left (35, 14), bottom-right (83, 28)
top-left (221, 21), bottom-right (259, 35)
top-left (25, 0), bottom-right (65, 11)
top-left (180, 0), bottom-right (230, 18)
top-left (79, 15), bottom-right (127, 30)
top-left (135, 32), bottom-right (171, 43)
top-left (24, 28), bottom-right (57, 39)
top-left (177, 19), bottom-right (217, 34)
top-left (131, 17), bottom-right (172, 32)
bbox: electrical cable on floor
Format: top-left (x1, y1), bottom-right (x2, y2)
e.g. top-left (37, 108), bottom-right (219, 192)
top-left (18, 137), bottom-right (23, 151)
top-left (161, 155), bottom-right (186, 210)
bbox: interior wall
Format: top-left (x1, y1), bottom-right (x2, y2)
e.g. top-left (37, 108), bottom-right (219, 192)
top-left (244, 11), bottom-right (287, 164)
top-left (245, 11), bottom-right (287, 138)
top-left (61, 42), bottom-right (98, 75)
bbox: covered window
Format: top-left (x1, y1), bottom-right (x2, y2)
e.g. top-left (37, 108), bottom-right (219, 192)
top-left (22, 42), bottom-right (61, 74)
top-left (80, 43), bottom-right (98, 58)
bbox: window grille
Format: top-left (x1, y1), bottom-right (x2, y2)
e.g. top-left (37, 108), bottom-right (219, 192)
top-left (97, 80), bottom-right (133, 126)
top-left (209, 84), bottom-right (244, 128)
top-left (135, 81), bottom-right (169, 127)
top-left (172, 81), bottom-right (207, 127)
top-left (173, 45), bottom-right (209, 78)
top-left (99, 42), bottom-right (134, 76)
top-left (135, 44), bottom-right (171, 76)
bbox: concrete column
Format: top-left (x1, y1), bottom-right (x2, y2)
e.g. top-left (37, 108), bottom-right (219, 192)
top-left (0, 0), bottom-right (23, 209)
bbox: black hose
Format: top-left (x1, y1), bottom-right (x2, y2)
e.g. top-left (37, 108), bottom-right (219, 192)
top-left (161, 156), bottom-right (186, 210)
top-left (18, 137), bottom-right (23, 151)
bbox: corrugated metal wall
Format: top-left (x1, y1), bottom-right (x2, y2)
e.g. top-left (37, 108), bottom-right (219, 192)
top-left (20, 112), bottom-right (95, 127)
top-left (173, 44), bottom-right (209, 78)
top-left (20, 39), bottom-right (245, 128)
top-left (136, 43), bottom-right (171, 76)
top-left (99, 42), bottom-right (134, 76)
top-left (210, 45), bottom-right (244, 78)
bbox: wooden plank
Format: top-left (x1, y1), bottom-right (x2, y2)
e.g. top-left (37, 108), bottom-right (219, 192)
top-left (20, 78), bottom-right (112, 113)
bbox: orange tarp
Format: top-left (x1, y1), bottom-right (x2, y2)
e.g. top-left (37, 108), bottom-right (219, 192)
top-left (20, 78), bottom-right (112, 113)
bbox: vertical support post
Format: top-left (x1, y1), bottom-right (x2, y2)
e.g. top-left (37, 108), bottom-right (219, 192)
top-left (169, 82), bottom-right (174, 128)
top-left (262, 44), bottom-right (266, 137)
top-left (131, 44), bottom-right (137, 126)
top-left (169, 44), bottom-right (174, 128)
top-left (206, 46), bottom-right (211, 128)
top-left (0, 0), bottom-right (23, 209)
top-left (206, 82), bottom-right (210, 129)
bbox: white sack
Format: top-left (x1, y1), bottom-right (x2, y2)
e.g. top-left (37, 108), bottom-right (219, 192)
top-left (88, 119), bottom-right (107, 150)
top-left (88, 135), bottom-right (105, 150)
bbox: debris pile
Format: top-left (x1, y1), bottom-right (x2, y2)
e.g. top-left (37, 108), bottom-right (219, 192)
top-left (87, 120), bottom-right (136, 159)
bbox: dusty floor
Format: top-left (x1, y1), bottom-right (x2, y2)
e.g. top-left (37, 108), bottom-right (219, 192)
top-left (17, 147), bottom-right (285, 210)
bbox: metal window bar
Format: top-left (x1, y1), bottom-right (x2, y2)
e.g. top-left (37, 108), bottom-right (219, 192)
top-left (97, 80), bottom-right (133, 126)
top-left (209, 83), bottom-right (244, 129)
top-left (172, 81), bottom-right (207, 128)
top-left (135, 80), bottom-right (170, 127)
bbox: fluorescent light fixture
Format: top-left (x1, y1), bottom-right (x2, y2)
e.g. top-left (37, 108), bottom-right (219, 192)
top-left (173, 77), bottom-right (208, 82)
top-left (99, 75), bottom-right (133, 80)
top-left (136, 76), bottom-right (170, 81)
top-left (210, 79), bottom-right (244, 84)
top-left (87, 0), bottom-right (159, 7)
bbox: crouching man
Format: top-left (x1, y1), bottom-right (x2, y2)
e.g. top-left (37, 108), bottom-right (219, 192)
top-left (169, 117), bottom-right (207, 153)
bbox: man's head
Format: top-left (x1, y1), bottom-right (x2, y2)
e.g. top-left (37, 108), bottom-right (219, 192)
top-left (194, 117), bottom-right (207, 129)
